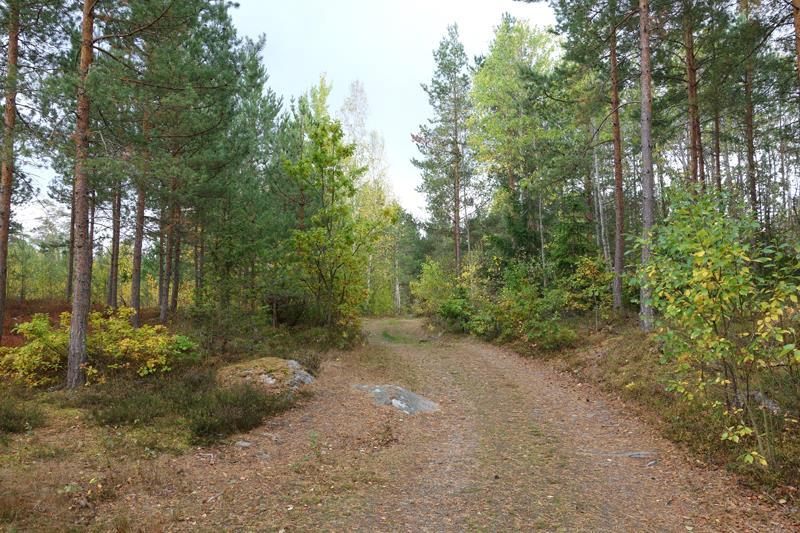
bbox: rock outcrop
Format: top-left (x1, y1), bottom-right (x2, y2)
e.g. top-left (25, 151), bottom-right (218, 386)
top-left (218, 357), bottom-right (315, 392)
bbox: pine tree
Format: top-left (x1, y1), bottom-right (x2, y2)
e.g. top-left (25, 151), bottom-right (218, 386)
top-left (413, 25), bottom-right (473, 276)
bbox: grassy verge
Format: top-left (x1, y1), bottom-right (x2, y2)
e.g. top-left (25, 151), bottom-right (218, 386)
top-left (49, 368), bottom-right (296, 447)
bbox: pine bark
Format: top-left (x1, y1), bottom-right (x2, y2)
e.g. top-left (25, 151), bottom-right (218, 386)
top-left (157, 226), bottom-right (164, 308)
top-left (159, 206), bottom-right (173, 324)
top-left (0, 2), bottom-right (20, 344)
top-left (169, 221), bottom-right (180, 313)
top-left (454, 162), bottom-right (461, 276)
top-left (66, 0), bottom-right (95, 389)
top-left (591, 128), bottom-right (611, 269)
top-left (639, 0), bottom-right (656, 331)
top-left (107, 184), bottom-right (121, 309)
top-left (67, 185), bottom-right (75, 300)
top-left (793, 0), bottom-right (800, 84)
top-left (130, 182), bottom-right (145, 326)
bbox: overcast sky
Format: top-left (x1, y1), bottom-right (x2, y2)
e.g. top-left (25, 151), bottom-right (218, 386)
top-left (230, 0), bottom-right (556, 219)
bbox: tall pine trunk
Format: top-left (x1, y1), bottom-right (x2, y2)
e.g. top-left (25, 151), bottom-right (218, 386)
top-left (640, 0), bottom-right (656, 331)
top-left (131, 110), bottom-right (150, 327)
top-left (714, 110), bottom-right (722, 191)
top-left (193, 223), bottom-right (204, 303)
top-left (610, 25), bottom-right (625, 312)
top-left (66, 0), bottom-right (95, 389)
top-left (684, 5), bottom-right (704, 187)
top-left (742, 0), bottom-right (758, 219)
top-left (591, 129), bottom-right (611, 269)
top-left (453, 161), bottom-right (461, 277)
top-left (131, 182), bottom-right (145, 326)
top-left (744, 70), bottom-right (758, 218)
top-left (159, 206), bottom-right (173, 324)
top-left (107, 184), bottom-right (121, 309)
top-left (169, 221), bottom-right (180, 313)
top-left (67, 184), bottom-right (75, 300)
top-left (0, 2), bottom-right (20, 344)
top-left (793, 0), bottom-right (800, 84)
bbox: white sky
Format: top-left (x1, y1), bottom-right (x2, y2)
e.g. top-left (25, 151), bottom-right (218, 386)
top-left (18, 0), bottom-right (556, 231)
top-left (230, 0), bottom-right (556, 220)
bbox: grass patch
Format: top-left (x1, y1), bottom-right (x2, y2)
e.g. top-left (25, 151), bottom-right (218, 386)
top-left (0, 396), bottom-right (44, 435)
top-left (53, 367), bottom-right (295, 446)
top-left (189, 384), bottom-right (294, 444)
top-left (380, 330), bottom-right (414, 344)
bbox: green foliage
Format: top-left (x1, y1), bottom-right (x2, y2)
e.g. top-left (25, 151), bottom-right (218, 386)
top-left (410, 259), bottom-right (454, 316)
top-left (410, 255), bottom-right (581, 351)
top-left (0, 308), bottom-right (198, 387)
top-left (494, 281), bottom-right (576, 350)
top-left (438, 287), bottom-right (473, 333)
top-left (648, 192), bottom-right (800, 467)
top-left (0, 313), bottom-right (68, 387)
top-left (412, 24), bottom-right (476, 259)
top-left (561, 256), bottom-right (613, 316)
top-left (284, 110), bottom-right (387, 338)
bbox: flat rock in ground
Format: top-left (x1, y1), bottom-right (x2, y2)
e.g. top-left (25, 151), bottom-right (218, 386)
top-left (355, 384), bottom-right (439, 415)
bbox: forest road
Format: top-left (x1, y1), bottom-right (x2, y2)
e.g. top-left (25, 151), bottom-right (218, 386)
top-left (140, 318), bottom-right (796, 532)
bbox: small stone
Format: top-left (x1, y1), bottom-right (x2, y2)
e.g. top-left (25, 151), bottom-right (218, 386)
top-left (235, 440), bottom-right (252, 448)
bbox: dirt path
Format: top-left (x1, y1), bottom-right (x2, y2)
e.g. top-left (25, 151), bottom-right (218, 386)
top-left (86, 318), bottom-right (795, 531)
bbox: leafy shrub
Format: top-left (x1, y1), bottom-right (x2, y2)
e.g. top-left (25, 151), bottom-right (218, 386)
top-left (562, 256), bottom-right (613, 317)
top-left (467, 308), bottom-right (500, 339)
top-left (0, 314), bottom-right (68, 386)
top-left (410, 259), bottom-right (453, 316)
top-left (409, 255), bottom-right (577, 350)
top-left (648, 191), bottom-right (800, 468)
top-left (438, 288), bottom-right (473, 332)
top-left (0, 396), bottom-right (44, 434)
top-left (0, 308), bottom-right (198, 387)
top-left (490, 263), bottom-right (576, 350)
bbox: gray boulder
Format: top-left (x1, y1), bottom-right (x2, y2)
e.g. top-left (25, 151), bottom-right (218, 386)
top-left (355, 384), bottom-right (439, 415)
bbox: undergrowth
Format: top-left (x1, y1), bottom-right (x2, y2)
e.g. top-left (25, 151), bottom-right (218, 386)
top-left (53, 368), bottom-right (296, 445)
top-left (0, 395), bottom-right (44, 438)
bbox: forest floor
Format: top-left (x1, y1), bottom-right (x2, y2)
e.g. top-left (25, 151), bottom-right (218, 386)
top-left (2, 317), bottom-right (798, 531)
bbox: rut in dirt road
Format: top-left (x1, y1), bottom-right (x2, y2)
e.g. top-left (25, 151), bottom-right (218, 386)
top-left (351, 319), bottom-right (794, 532)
